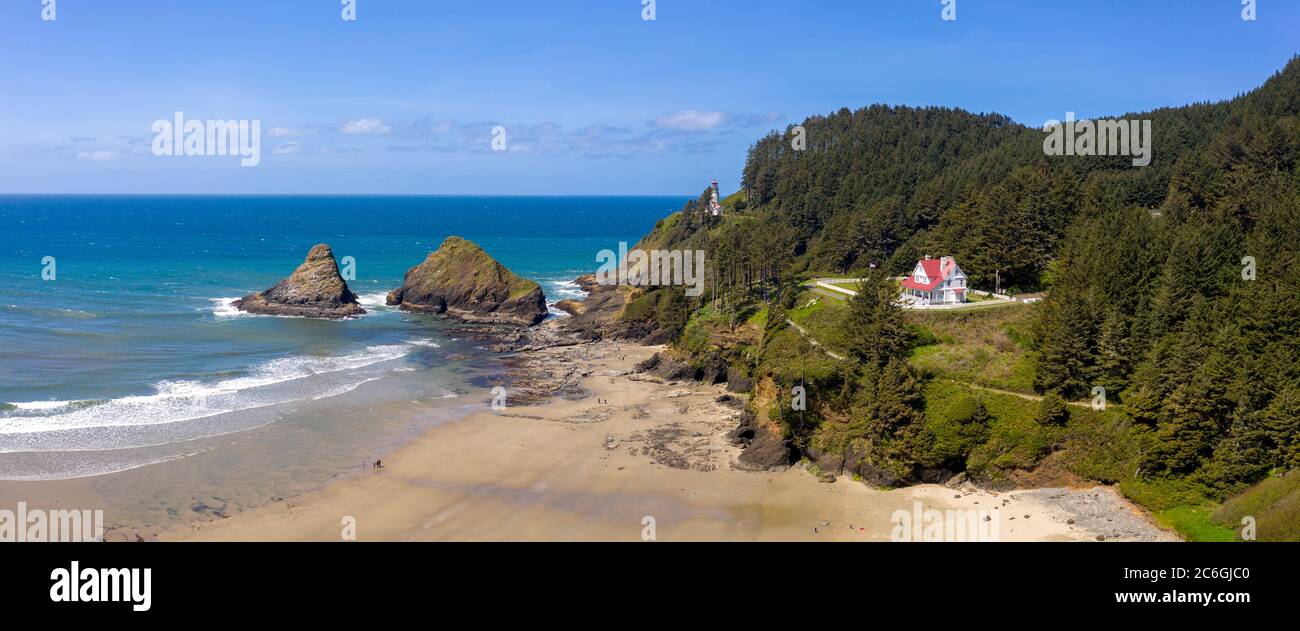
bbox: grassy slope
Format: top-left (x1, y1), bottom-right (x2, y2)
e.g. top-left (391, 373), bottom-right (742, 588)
top-left (1211, 470), bottom-right (1300, 541)
top-left (779, 292), bottom-right (1273, 540)
top-left (908, 305), bottom-right (1039, 393)
top-left (787, 291), bottom-right (851, 355)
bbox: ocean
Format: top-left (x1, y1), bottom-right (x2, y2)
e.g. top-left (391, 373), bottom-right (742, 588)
top-left (0, 195), bottom-right (682, 529)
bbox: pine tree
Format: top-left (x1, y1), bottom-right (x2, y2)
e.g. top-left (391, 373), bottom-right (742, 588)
top-left (1095, 308), bottom-right (1133, 398)
top-left (1035, 393), bottom-right (1071, 426)
top-left (844, 268), bottom-right (911, 368)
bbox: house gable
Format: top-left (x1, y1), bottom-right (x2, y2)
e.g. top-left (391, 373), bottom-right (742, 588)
top-left (911, 262), bottom-right (930, 285)
top-left (901, 256), bottom-right (968, 302)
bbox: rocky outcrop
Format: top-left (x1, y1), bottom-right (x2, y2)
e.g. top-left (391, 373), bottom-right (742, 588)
top-left (633, 352), bottom-right (696, 382)
top-left (633, 351), bottom-right (731, 386)
top-left (557, 274), bottom-right (639, 340)
top-left (804, 445), bottom-right (957, 488)
top-left (696, 352), bottom-right (729, 385)
top-left (738, 433), bottom-right (797, 471)
top-left (728, 410), bottom-right (797, 471)
top-left (386, 236), bottom-right (548, 326)
top-left (233, 244), bottom-right (365, 319)
top-left (726, 367), bottom-right (754, 393)
top-left (552, 273), bottom-right (682, 343)
top-left (573, 274), bottom-right (601, 293)
top-left (554, 299), bottom-right (586, 316)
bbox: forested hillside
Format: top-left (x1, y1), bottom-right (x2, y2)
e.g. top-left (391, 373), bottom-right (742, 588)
top-left (605, 57), bottom-right (1300, 539)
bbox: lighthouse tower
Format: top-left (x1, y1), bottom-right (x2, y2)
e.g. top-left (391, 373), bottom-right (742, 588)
top-left (708, 179), bottom-right (723, 217)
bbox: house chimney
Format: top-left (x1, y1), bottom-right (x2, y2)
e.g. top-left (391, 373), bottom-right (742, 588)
top-left (924, 255), bottom-right (931, 260)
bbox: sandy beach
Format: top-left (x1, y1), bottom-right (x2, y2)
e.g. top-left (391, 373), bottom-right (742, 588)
top-left (159, 339), bottom-right (1175, 542)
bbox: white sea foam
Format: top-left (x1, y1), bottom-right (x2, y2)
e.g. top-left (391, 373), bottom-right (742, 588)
top-left (0, 344), bottom-right (412, 437)
top-left (8, 400), bottom-right (78, 411)
top-left (549, 279), bottom-right (585, 300)
top-left (312, 377), bottom-right (381, 401)
top-left (0, 450), bottom-right (205, 482)
top-left (211, 297), bottom-right (246, 318)
top-left (409, 339), bottom-right (441, 348)
top-left (209, 297), bottom-right (327, 320)
top-left (356, 292), bottom-right (394, 312)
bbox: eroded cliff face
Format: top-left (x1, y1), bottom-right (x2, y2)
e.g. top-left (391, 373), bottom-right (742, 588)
top-left (386, 236), bottom-right (548, 327)
top-left (234, 244), bottom-right (364, 319)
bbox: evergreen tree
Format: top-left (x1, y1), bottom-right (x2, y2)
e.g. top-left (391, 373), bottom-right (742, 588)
top-left (844, 269), bottom-right (911, 368)
top-left (1035, 393), bottom-right (1071, 426)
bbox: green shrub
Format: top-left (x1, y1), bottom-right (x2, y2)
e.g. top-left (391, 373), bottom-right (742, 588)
top-left (623, 291), bottom-right (657, 322)
top-left (922, 384), bottom-right (991, 468)
top-left (967, 393), bottom-right (1059, 478)
top-left (1058, 407), bottom-right (1140, 483)
top-left (907, 323), bottom-right (938, 348)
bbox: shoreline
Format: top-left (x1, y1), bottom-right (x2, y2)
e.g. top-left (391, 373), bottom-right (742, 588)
top-left (157, 337), bottom-right (1177, 542)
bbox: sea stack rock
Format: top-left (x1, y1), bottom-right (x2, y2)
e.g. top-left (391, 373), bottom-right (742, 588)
top-left (386, 236), bottom-right (548, 326)
top-left (233, 244), bottom-right (365, 319)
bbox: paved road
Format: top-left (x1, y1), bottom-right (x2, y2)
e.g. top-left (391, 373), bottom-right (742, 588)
top-left (808, 286), bottom-right (849, 302)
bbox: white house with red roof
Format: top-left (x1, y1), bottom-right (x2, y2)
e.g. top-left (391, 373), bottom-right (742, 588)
top-left (901, 255), bottom-right (968, 305)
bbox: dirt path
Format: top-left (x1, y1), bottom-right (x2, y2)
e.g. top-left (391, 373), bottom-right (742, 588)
top-left (963, 382), bottom-right (1098, 409)
top-left (785, 319), bottom-right (846, 361)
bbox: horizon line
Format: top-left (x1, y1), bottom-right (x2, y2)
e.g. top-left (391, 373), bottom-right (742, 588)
top-left (0, 192), bottom-right (700, 198)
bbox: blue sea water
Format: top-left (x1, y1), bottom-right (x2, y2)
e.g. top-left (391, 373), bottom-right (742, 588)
top-left (0, 195), bottom-right (682, 490)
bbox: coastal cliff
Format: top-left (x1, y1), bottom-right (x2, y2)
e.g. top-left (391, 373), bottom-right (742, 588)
top-left (233, 244), bottom-right (364, 319)
top-left (545, 59), bottom-right (1300, 539)
top-left (386, 236), bottom-right (548, 326)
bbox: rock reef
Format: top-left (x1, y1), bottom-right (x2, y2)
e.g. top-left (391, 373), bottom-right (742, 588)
top-left (233, 244), bottom-right (365, 319)
top-left (386, 236), bottom-right (548, 327)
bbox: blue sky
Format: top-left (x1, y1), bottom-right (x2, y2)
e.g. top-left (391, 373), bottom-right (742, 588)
top-left (0, 0), bottom-right (1296, 195)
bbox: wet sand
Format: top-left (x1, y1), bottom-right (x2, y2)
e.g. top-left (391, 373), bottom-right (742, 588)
top-left (160, 341), bottom-right (1174, 542)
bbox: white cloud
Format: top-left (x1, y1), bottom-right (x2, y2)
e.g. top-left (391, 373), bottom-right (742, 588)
top-left (340, 118), bottom-right (392, 135)
top-left (76, 150), bottom-right (117, 161)
top-left (653, 110), bottom-right (728, 132)
top-left (272, 141), bottom-right (303, 155)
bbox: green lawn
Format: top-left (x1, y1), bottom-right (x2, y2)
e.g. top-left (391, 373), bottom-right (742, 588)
top-left (1154, 505), bottom-right (1239, 542)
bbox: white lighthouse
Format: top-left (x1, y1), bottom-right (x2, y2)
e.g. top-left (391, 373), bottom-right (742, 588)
top-left (708, 179), bottom-right (722, 217)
